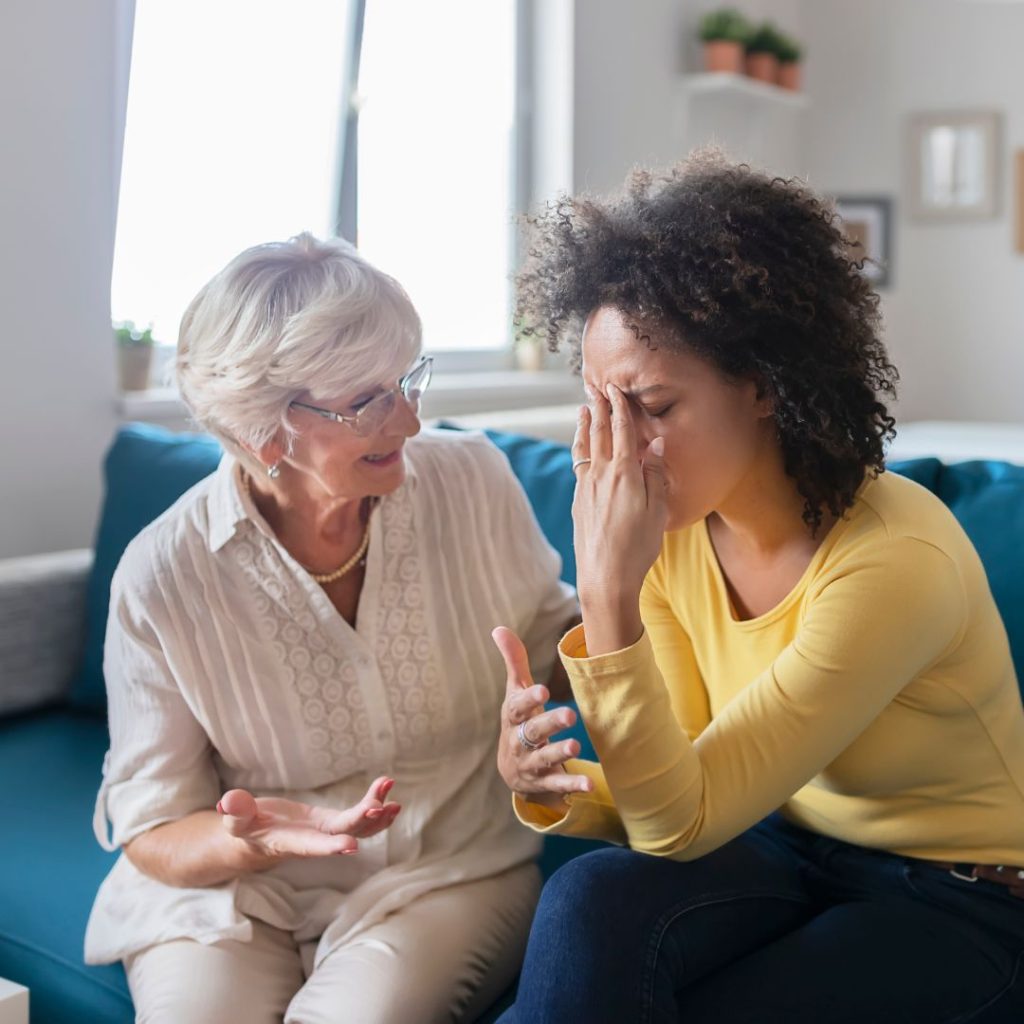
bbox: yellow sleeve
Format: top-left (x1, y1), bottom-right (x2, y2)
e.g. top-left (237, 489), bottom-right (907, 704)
top-left (512, 759), bottom-right (628, 844)
top-left (639, 560), bottom-right (711, 742)
top-left (560, 536), bottom-right (967, 861)
top-left (509, 566), bottom-right (706, 844)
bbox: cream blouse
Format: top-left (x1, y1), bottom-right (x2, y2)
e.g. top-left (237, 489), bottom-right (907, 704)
top-left (85, 429), bottom-right (576, 966)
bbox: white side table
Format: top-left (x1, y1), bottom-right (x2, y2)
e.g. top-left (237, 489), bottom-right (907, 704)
top-left (0, 979), bottom-right (28, 1024)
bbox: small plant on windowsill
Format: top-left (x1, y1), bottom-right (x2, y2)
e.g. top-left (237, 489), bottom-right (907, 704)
top-left (745, 22), bottom-right (785, 85)
top-left (512, 331), bottom-right (546, 373)
top-left (114, 320), bottom-right (156, 392)
top-left (699, 9), bottom-right (753, 75)
top-left (776, 34), bottom-right (804, 92)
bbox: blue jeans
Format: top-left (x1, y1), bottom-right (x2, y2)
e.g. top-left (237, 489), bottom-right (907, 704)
top-left (498, 814), bottom-right (1024, 1023)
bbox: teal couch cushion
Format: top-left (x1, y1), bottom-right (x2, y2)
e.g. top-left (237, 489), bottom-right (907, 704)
top-left (0, 711), bottom-right (131, 1023)
top-left (925, 459), bottom-right (1024, 690)
top-left (69, 425), bottom-right (221, 712)
top-left (480, 429), bottom-right (577, 586)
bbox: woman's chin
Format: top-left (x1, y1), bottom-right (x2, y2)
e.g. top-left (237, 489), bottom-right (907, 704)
top-left (664, 501), bottom-right (706, 534)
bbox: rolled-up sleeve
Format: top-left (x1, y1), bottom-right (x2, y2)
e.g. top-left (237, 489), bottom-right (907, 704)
top-left (94, 568), bottom-right (220, 851)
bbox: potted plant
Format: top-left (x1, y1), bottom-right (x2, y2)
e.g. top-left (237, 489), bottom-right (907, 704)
top-left (776, 34), bottom-right (804, 91)
top-left (745, 22), bottom-right (783, 84)
top-left (699, 9), bottom-right (752, 74)
top-left (513, 331), bottom-right (545, 372)
top-left (114, 320), bottom-right (155, 391)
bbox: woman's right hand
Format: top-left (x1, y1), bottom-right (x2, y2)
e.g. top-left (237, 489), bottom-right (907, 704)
top-left (493, 627), bottom-right (594, 813)
top-left (217, 776), bottom-right (401, 866)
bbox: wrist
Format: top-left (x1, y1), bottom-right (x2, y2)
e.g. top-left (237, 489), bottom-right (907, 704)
top-left (578, 599), bottom-right (643, 657)
top-left (229, 835), bottom-right (284, 875)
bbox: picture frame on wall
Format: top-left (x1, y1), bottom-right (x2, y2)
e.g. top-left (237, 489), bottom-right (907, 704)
top-left (834, 196), bottom-right (893, 288)
top-left (907, 110), bottom-right (1001, 221)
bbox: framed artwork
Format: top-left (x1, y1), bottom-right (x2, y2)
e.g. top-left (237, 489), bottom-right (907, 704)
top-left (834, 196), bottom-right (893, 288)
top-left (907, 110), bottom-right (1001, 221)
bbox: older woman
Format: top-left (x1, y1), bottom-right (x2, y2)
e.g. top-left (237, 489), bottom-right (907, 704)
top-left (84, 234), bottom-right (578, 1023)
top-left (492, 154), bottom-right (1024, 1022)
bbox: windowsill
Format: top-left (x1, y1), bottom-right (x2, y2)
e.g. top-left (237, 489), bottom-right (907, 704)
top-left (117, 369), bottom-right (584, 427)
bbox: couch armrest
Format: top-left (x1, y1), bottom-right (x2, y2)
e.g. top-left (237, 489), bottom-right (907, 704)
top-left (0, 548), bottom-right (92, 716)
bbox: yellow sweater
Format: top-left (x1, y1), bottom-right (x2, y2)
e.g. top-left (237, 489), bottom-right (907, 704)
top-left (517, 471), bottom-right (1024, 863)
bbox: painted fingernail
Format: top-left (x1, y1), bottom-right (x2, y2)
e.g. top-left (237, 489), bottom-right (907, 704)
top-left (216, 801), bottom-right (224, 814)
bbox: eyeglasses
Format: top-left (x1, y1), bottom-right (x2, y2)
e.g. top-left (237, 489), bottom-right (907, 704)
top-left (289, 357), bottom-right (433, 438)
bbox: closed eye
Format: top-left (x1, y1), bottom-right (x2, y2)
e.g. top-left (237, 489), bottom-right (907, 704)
top-left (644, 404), bottom-right (674, 419)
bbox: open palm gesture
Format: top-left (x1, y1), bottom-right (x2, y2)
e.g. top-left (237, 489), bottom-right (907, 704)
top-left (217, 776), bottom-right (401, 859)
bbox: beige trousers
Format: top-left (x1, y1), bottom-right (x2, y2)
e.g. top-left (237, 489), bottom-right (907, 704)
top-left (124, 863), bottom-right (539, 1024)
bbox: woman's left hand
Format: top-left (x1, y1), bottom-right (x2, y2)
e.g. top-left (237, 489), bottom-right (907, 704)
top-left (572, 385), bottom-right (668, 647)
top-left (217, 777), bottom-right (401, 862)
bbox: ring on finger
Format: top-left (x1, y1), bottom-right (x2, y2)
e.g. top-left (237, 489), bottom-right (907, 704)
top-left (517, 720), bottom-right (546, 751)
top-left (571, 457), bottom-right (592, 472)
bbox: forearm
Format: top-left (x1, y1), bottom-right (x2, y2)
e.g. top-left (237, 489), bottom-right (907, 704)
top-left (561, 628), bottom-right (704, 857)
top-left (123, 809), bottom-right (278, 888)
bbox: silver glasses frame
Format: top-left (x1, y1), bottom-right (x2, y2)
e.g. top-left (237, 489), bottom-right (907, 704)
top-left (290, 356), bottom-right (433, 436)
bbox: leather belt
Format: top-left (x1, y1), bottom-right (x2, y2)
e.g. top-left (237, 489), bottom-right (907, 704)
top-left (921, 860), bottom-right (1024, 898)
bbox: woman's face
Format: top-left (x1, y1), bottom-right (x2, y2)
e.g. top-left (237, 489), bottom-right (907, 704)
top-left (280, 359), bottom-right (423, 501)
top-left (581, 306), bottom-right (774, 531)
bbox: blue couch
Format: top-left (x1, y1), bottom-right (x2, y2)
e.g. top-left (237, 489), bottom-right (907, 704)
top-left (4, 424), bottom-right (1024, 1023)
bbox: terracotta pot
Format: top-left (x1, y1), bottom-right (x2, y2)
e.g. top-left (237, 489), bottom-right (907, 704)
top-left (118, 344), bottom-right (154, 391)
top-left (703, 40), bottom-right (744, 75)
top-left (778, 61), bottom-right (802, 91)
top-left (745, 52), bottom-right (780, 84)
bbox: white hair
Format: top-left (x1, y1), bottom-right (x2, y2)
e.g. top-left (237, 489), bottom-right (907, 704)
top-left (176, 233), bottom-right (422, 457)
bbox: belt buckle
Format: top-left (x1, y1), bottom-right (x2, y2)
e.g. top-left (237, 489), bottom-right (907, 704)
top-left (948, 864), bottom-right (979, 883)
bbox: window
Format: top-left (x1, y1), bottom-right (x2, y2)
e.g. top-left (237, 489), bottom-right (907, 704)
top-left (356, 0), bottom-right (518, 351)
top-left (112, 0), bottom-right (521, 361)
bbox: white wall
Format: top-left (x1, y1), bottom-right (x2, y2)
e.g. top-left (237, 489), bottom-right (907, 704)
top-left (801, 0), bottom-right (1024, 422)
top-left (0, 1), bottom-right (121, 557)
top-left (570, 0), bottom-right (685, 194)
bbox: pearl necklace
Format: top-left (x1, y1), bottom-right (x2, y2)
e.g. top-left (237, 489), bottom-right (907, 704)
top-left (241, 471), bottom-right (372, 584)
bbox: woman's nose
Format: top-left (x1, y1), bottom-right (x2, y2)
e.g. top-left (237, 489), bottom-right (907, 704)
top-left (392, 392), bottom-right (422, 437)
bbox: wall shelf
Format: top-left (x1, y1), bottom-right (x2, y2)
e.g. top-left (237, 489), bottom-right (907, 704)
top-left (683, 73), bottom-right (809, 110)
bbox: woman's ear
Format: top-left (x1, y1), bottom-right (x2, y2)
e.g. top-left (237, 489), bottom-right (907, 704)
top-left (241, 437), bottom-right (285, 472)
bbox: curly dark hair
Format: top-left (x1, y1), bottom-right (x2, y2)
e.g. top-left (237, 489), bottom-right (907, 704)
top-left (515, 149), bottom-right (898, 533)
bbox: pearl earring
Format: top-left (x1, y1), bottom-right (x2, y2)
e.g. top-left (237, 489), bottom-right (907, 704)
top-left (267, 463), bottom-right (281, 480)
